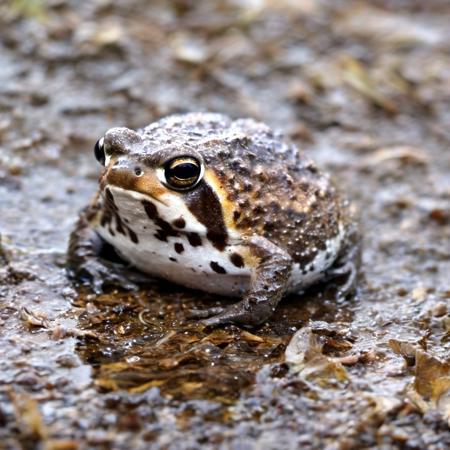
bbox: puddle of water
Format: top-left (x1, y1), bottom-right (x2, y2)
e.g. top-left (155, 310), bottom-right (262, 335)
top-left (75, 281), bottom-right (354, 403)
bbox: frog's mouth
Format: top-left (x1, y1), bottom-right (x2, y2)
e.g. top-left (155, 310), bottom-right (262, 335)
top-left (105, 184), bottom-right (169, 207)
top-left (106, 184), bottom-right (170, 209)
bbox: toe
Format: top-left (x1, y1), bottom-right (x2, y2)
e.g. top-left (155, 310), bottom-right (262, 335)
top-left (90, 275), bottom-right (105, 295)
top-left (201, 308), bottom-right (240, 327)
top-left (106, 273), bottom-right (139, 291)
top-left (188, 307), bottom-right (224, 320)
top-left (201, 315), bottom-right (228, 327)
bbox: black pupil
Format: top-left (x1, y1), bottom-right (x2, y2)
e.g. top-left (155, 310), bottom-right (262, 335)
top-left (170, 162), bottom-right (198, 180)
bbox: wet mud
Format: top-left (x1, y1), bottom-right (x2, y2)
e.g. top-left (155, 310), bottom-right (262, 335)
top-left (0, 1), bottom-right (449, 449)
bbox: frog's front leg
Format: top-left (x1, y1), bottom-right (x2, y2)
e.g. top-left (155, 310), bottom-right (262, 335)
top-left (196, 236), bottom-right (293, 328)
top-left (67, 205), bottom-right (142, 293)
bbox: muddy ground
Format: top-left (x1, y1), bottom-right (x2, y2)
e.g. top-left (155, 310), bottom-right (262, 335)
top-left (0, 1), bottom-right (449, 449)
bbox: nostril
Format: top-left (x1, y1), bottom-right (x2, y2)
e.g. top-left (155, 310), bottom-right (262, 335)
top-left (134, 167), bottom-right (143, 176)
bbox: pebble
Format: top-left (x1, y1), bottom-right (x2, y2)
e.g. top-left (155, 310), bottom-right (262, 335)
top-left (432, 302), bottom-right (447, 317)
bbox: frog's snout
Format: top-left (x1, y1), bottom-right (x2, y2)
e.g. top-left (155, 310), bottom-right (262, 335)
top-left (111, 158), bottom-right (144, 178)
top-left (105, 157), bottom-right (146, 190)
top-left (105, 157), bottom-right (167, 200)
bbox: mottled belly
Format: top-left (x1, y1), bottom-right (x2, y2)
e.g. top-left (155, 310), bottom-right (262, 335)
top-left (101, 228), bottom-right (254, 296)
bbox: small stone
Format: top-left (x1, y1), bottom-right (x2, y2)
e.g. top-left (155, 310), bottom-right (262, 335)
top-left (432, 302), bottom-right (447, 317)
top-left (125, 355), bottom-right (140, 364)
top-left (16, 371), bottom-right (41, 388)
top-left (411, 285), bottom-right (427, 302)
top-left (56, 353), bottom-right (80, 368)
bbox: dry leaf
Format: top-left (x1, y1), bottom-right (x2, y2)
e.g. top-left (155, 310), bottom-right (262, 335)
top-left (407, 350), bottom-right (450, 424)
top-left (361, 146), bottom-right (428, 167)
top-left (20, 306), bottom-right (51, 329)
top-left (285, 326), bottom-right (348, 384)
top-left (341, 55), bottom-right (397, 113)
top-left (388, 339), bottom-right (419, 366)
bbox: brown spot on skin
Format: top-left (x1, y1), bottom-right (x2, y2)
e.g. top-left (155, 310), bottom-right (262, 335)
top-left (185, 180), bottom-right (228, 251)
top-left (210, 261), bottom-right (227, 274)
top-left (154, 220), bottom-right (179, 241)
top-left (105, 188), bottom-right (118, 211)
top-left (115, 214), bottom-right (126, 235)
top-left (101, 188), bottom-right (118, 228)
top-left (142, 200), bottom-right (158, 220)
top-left (142, 200), bottom-right (179, 242)
top-left (230, 253), bottom-right (244, 268)
top-left (187, 232), bottom-right (202, 247)
top-left (128, 227), bottom-right (138, 243)
top-left (101, 214), bottom-right (109, 227)
top-left (173, 218), bottom-right (186, 229)
top-left (174, 243), bottom-right (184, 254)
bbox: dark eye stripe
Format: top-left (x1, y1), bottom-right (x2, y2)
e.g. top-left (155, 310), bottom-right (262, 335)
top-left (184, 180), bottom-right (228, 251)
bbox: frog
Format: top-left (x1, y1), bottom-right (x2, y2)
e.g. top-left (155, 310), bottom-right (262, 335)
top-left (67, 112), bottom-right (360, 327)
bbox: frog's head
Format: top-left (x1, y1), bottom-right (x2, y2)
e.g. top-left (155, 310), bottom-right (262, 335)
top-left (94, 124), bottom-right (235, 249)
top-left (95, 127), bottom-right (205, 201)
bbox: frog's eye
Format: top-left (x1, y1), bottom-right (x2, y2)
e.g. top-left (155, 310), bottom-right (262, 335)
top-left (163, 157), bottom-right (203, 191)
top-left (94, 137), bottom-right (106, 166)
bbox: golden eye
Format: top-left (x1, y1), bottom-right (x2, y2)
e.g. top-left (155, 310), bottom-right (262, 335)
top-left (164, 157), bottom-right (202, 190)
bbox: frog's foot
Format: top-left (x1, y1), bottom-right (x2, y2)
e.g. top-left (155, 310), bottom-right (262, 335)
top-left (323, 260), bottom-right (358, 299)
top-left (193, 299), bottom-right (272, 328)
top-left (75, 258), bottom-right (143, 294)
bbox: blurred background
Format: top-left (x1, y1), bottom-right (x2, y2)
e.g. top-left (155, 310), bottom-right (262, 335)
top-left (0, 1), bottom-right (449, 449)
